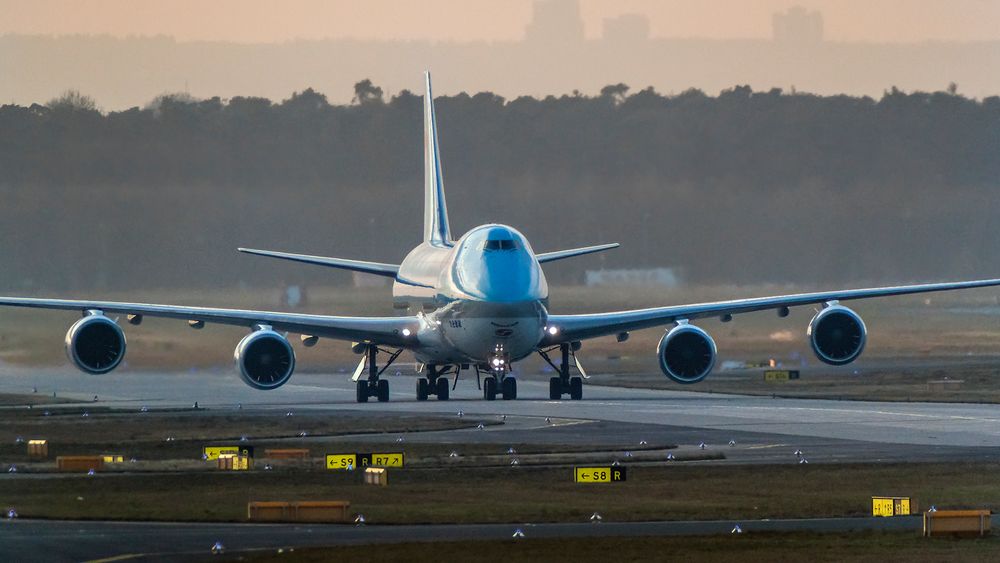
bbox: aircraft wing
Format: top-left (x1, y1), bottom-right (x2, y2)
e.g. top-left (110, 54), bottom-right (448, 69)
top-left (543, 278), bottom-right (1000, 343)
top-left (0, 297), bottom-right (419, 347)
top-left (237, 248), bottom-right (400, 278)
top-left (536, 243), bottom-right (619, 264)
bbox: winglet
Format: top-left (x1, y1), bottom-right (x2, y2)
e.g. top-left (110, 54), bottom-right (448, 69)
top-left (424, 71), bottom-right (452, 247)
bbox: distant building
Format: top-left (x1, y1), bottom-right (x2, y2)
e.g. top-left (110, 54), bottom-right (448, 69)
top-left (352, 271), bottom-right (389, 288)
top-left (602, 14), bottom-right (651, 44)
top-left (585, 268), bottom-right (681, 288)
top-left (525, 0), bottom-right (585, 44)
top-left (772, 6), bottom-right (824, 45)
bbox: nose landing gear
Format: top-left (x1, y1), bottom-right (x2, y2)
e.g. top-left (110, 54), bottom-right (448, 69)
top-left (483, 373), bottom-right (517, 401)
top-left (483, 346), bottom-right (516, 401)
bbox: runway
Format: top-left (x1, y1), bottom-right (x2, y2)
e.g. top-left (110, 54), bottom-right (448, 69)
top-left (0, 515), bottom-right (945, 562)
top-left (3, 364), bottom-right (1000, 454)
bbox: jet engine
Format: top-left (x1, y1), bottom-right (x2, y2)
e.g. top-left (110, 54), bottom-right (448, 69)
top-left (65, 313), bottom-right (126, 375)
top-left (657, 323), bottom-right (717, 384)
top-left (807, 305), bottom-right (867, 365)
top-left (234, 327), bottom-right (295, 390)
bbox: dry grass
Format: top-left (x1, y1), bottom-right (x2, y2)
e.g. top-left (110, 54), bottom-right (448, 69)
top-left (0, 406), bottom-right (497, 463)
top-left (2, 391), bottom-right (1000, 526)
top-left (3, 462), bottom-right (1000, 524)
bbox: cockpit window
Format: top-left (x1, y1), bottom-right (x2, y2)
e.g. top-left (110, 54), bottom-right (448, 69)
top-left (484, 239), bottom-right (518, 251)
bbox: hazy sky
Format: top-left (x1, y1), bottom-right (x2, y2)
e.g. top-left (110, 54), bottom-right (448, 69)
top-left (3, 0), bottom-right (999, 43)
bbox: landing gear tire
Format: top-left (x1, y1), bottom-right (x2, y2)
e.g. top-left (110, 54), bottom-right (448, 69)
top-left (569, 377), bottom-right (583, 401)
top-left (436, 377), bottom-right (450, 400)
top-left (484, 376), bottom-right (497, 401)
top-left (502, 377), bottom-right (517, 400)
top-left (376, 379), bottom-right (390, 402)
top-left (356, 380), bottom-right (369, 403)
top-left (416, 378), bottom-right (429, 401)
top-left (549, 377), bottom-right (561, 400)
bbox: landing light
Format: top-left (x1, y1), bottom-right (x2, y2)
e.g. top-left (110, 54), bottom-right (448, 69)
top-left (547, 326), bottom-right (558, 336)
top-left (402, 328), bottom-right (412, 337)
top-left (492, 358), bottom-right (501, 367)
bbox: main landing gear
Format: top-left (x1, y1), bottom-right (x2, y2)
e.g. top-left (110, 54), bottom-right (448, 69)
top-left (538, 343), bottom-right (583, 400)
top-left (355, 344), bottom-right (403, 403)
top-left (416, 364), bottom-right (456, 401)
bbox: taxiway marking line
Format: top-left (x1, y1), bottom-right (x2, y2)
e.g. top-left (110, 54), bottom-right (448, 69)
top-left (84, 554), bottom-right (145, 563)
top-left (745, 444), bottom-right (788, 450)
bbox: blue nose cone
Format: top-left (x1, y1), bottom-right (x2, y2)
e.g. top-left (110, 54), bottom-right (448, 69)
top-left (453, 226), bottom-right (544, 302)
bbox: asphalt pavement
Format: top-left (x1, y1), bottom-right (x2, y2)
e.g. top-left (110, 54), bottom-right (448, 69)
top-left (0, 515), bottom-right (942, 562)
top-left (3, 364), bottom-right (1000, 561)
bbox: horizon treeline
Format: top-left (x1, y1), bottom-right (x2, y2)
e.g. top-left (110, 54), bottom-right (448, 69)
top-left (0, 82), bottom-right (998, 293)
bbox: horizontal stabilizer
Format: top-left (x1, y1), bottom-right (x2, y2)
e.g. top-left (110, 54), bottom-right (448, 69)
top-left (238, 248), bottom-right (399, 278)
top-left (536, 243), bottom-right (619, 264)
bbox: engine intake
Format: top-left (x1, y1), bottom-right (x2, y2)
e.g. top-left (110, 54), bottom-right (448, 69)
top-left (65, 313), bottom-right (126, 374)
top-left (808, 305), bottom-right (867, 366)
top-left (657, 323), bottom-right (717, 384)
top-left (234, 328), bottom-right (295, 390)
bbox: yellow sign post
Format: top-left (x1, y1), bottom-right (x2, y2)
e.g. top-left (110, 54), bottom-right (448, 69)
top-left (764, 370), bottom-right (800, 382)
top-left (326, 453), bottom-right (404, 470)
top-left (204, 445), bottom-right (255, 461)
top-left (364, 467), bottom-right (388, 486)
top-left (364, 453), bottom-right (404, 468)
top-left (218, 454), bottom-right (252, 471)
top-left (872, 496), bottom-right (911, 517)
top-left (574, 467), bottom-right (627, 483)
top-left (27, 439), bottom-right (48, 458)
top-left (326, 454), bottom-right (357, 470)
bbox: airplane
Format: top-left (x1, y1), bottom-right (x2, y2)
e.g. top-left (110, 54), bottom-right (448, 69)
top-left (2, 72), bottom-right (1000, 404)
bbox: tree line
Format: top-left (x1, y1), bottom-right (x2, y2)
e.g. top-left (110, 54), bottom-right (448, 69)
top-left (0, 82), bottom-right (997, 292)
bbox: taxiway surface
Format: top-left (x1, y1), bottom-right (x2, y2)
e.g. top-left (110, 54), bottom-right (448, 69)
top-left (0, 516), bottom-right (941, 562)
top-left (2, 365), bottom-right (1000, 462)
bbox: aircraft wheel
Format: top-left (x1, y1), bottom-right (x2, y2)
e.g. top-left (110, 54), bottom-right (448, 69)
top-left (502, 377), bottom-right (517, 400)
top-left (436, 377), bottom-right (450, 400)
top-left (376, 379), bottom-right (390, 402)
top-left (356, 380), bottom-right (369, 403)
top-left (416, 378), bottom-right (429, 401)
top-left (549, 377), bottom-right (561, 400)
top-left (569, 376), bottom-right (583, 401)
top-left (484, 377), bottom-right (497, 401)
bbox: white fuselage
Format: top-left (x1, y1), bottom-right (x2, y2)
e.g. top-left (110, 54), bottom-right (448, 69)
top-left (392, 224), bottom-right (549, 365)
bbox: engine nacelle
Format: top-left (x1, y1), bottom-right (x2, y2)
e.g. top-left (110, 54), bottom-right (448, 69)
top-left (807, 305), bottom-right (867, 366)
top-left (657, 323), bottom-right (717, 384)
top-left (234, 328), bottom-right (295, 390)
top-left (65, 313), bottom-right (126, 375)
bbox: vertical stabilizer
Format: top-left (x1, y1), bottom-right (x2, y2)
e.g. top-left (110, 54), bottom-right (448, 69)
top-left (423, 72), bottom-right (452, 246)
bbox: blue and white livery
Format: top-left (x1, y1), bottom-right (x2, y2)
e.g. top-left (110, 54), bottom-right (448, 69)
top-left (2, 72), bottom-right (1000, 402)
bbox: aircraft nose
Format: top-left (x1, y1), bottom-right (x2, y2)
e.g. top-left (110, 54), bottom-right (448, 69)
top-left (478, 254), bottom-right (537, 301)
top-left (455, 250), bottom-right (541, 302)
